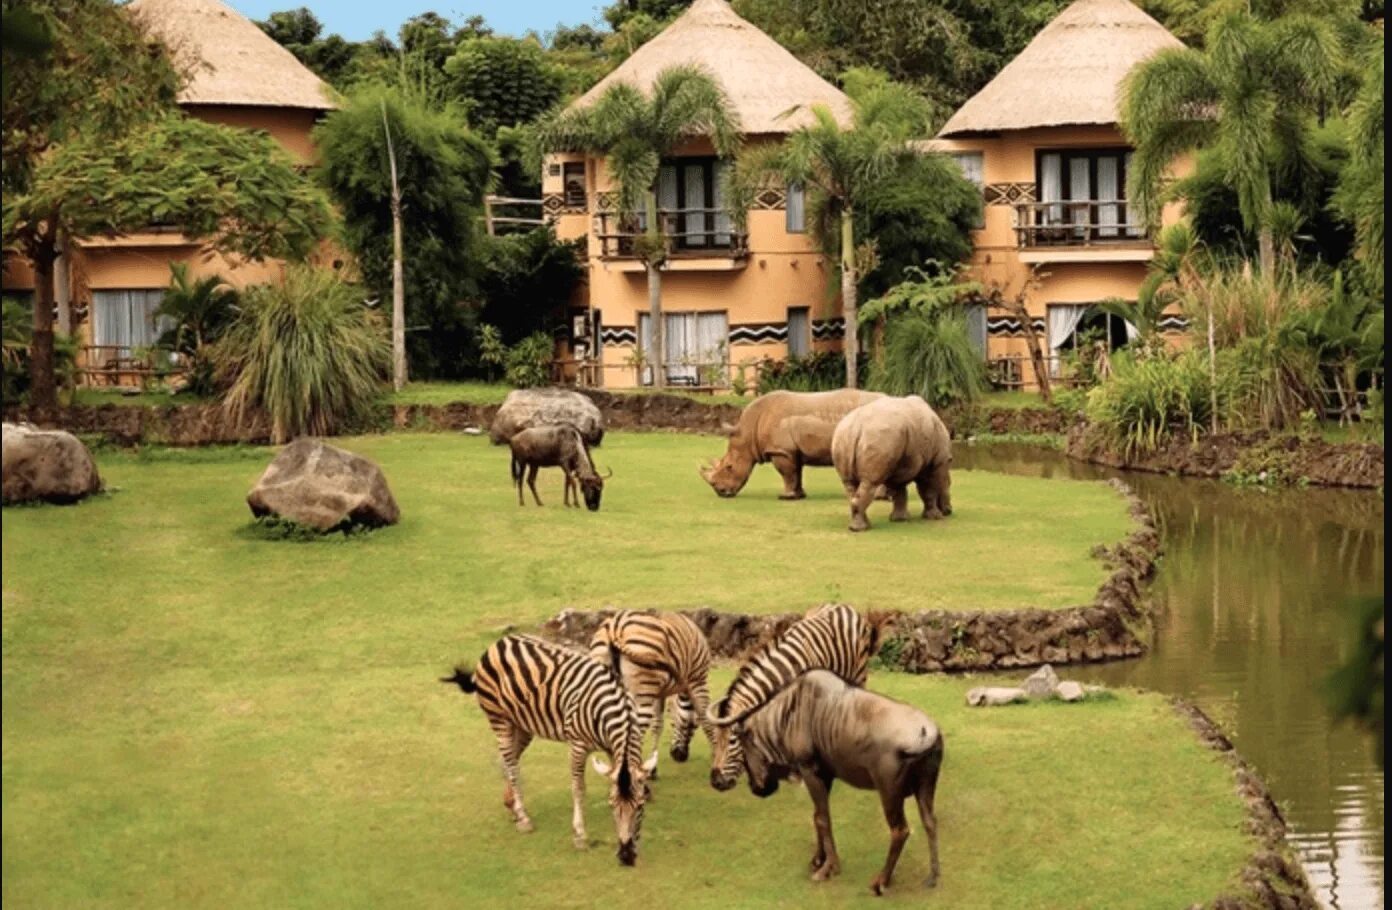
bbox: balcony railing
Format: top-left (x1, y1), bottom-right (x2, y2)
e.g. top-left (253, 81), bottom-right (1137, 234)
top-left (1013, 200), bottom-right (1149, 248)
top-left (594, 209), bottom-right (749, 260)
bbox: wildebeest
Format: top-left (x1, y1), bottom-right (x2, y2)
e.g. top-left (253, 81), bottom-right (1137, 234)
top-left (440, 634), bottom-right (655, 865)
top-left (588, 610), bottom-right (719, 779)
top-left (710, 670), bottom-right (944, 895)
top-left (699, 389), bottom-right (884, 499)
top-left (707, 603), bottom-right (877, 791)
top-left (508, 423), bottom-right (610, 511)
top-left (831, 395), bottom-right (952, 532)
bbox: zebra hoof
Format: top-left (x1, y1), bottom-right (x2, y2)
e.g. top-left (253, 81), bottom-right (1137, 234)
top-left (516, 819), bottom-right (534, 834)
top-left (572, 835), bottom-right (589, 850)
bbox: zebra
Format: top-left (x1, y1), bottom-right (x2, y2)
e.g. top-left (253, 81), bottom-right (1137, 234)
top-left (588, 610), bottom-right (718, 779)
top-left (440, 633), bottom-right (655, 865)
top-left (706, 603), bottom-right (877, 791)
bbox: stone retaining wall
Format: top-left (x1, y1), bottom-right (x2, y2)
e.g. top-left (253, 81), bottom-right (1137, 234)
top-left (1174, 700), bottom-right (1319, 909)
top-left (544, 478), bottom-right (1158, 672)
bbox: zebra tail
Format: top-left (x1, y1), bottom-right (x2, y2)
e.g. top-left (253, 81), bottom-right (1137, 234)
top-left (440, 668), bottom-right (477, 693)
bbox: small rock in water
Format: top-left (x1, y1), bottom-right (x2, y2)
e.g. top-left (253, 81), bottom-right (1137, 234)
top-left (1022, 664), bottom-right (1060, 699)
top-left (1056, 681), bottom-right (1086, 702)
top-left (966, 686), bottom-right (1028, 707)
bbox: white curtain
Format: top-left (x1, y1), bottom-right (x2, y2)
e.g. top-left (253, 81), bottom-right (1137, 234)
top-left (652, 165), bottom-right (678, 235)
top-left (94, 289), bottom-right (165, 353)
top-left (1097, 156), bottom-right (1120, 237)
top-left (1124, 318), bottom-right (1140, 342)
top-left (1048, 304), bottom-right (1089, 377)
top-left (642, 311), bottom-right (727, 384)
top-left (786, 182), bottom-right (806, 233)
top-left (684, 165), bottom-right (707, 246)
top-left (713, 162), bottom-right (731, 246)
top-left (1068, 157), bottom-right (1091, 234)
top-left (1040, 153), bottom-right (1062, 224)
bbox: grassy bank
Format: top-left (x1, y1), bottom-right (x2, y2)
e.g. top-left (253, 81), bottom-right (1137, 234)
top-left (2, 432), bottom-right (1253, 908)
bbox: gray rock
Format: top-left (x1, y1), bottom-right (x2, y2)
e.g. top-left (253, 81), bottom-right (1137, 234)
top-left (1, 422), bottom-right (103, 504)
top-left (490, 388), bottom-right (604, 447)
top-left (1022, 664), bottom-right (1060, 699)
top-left (966, 686), bottom-right (1028, 707)
top-left (247, 439), bottom-right (399, 532)
top-left (1056, 681), bottom-right (1087, 702)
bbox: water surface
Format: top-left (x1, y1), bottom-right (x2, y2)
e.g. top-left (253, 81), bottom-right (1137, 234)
top-left (957, 443), bottom-right (1384, 910)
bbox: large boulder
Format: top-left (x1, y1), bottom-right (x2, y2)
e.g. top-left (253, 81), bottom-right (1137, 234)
top-left (489, 388), bottom-right (604, 447)
top-left (247, 439), bottom-right (400, 532)
top-left (1, 422), bottom-right (103, 504)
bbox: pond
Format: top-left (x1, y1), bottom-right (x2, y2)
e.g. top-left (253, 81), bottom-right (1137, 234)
top-left (957, 443), bottom-right (1385, 910)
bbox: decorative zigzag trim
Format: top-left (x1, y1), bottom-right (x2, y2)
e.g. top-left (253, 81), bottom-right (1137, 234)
top-left (1157, 315), bottom-right (1190, 333)
top-left (600, 327), bottom-right (637, 346)
top-left (812, 317), bottom-right (845, 340)
top-left (729, 323), bottom-right (787, 345)
top-left (986, 317), bottom-right (1047, 337)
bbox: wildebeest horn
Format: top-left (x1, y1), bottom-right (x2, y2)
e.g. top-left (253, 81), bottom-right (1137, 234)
top-left (599, 466), bottom-right (614, 479)
top-left (707, 701), bottom-right (755, 728)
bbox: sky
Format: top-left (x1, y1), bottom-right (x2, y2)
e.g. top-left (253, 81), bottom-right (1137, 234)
top-left (227, 1), bottom-right (609, 42)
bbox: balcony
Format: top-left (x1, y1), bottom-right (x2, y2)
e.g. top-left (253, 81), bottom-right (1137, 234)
top-left (1012, 201), bottom-right (1154, 263)
top-left (594, 210), bottom-right (749, 271)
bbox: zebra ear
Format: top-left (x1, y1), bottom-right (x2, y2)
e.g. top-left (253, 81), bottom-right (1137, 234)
top-left (591, 755), bottom-right (612, 776)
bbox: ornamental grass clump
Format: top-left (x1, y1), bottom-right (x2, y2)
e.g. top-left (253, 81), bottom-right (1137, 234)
top-left (217, 266), bottom-right (390, 443)
top-left (1086, 352), bottom-right (1213, 458)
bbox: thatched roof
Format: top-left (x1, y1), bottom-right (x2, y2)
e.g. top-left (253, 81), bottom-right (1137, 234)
top-left (938, 0), bottom-right (1182, 137)
top-left (129, 0), bottom-right (335, 111)
top-left (572, 0), bottom-right (852, 134)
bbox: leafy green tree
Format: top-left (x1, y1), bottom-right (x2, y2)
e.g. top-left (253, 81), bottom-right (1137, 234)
top-left (861, 267), bottom-right (985, 406)
top-left (3, 110), bottom-right (332, 408)
top-left (1331, 37), bottom-right (1383, 296)
top-left (1122, 11), bottom-right (1342, 276)
top-left (256, 8), bottom-right (356, 86)
top-left (476, 228), bottom-right (584, 347)
top-left (217, 266), bottom-right (390, 443)
top-left (731, 69), bottom-right (932, 387)
top-left (444, 37), bottom-right (566, 134)
top-left (315, 86), bottom-right (494, 379)
top-left (539, 66), bottom-right (739, 389)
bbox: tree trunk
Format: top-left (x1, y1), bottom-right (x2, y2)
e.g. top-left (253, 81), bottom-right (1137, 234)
top-left (29, 237), bottom-right (58, 410)
top-left (644, 189), bottom-right (665, 389)
top-left (1256, 178), bottom-right (1276, 277)
top-left (1207, 305), bottom-right (1218, 434)
top-left (382, 101), bottom-right (407, 392)
top-left (840, 208), bottom-right (858, 389)
top-left (999, 276), bottom-right (1050, 402)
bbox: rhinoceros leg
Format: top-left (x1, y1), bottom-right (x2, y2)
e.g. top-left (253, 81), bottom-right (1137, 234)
top-left (849, 481), bottom-right (876, 532)
top-left (916, 475), bottom-right (944, 520)
top-left (888, 485), bottom-right (911, 521)
top-left (772, 454), bottom-right (806, 500)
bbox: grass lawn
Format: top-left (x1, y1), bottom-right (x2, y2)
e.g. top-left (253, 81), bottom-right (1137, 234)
top-left (2, 433), bottom-right (1253, 908)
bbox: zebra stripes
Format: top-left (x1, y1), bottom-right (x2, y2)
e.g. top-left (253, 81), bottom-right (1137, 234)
top-left (588, 611), bottom-right (718, 777)
top-left (441, 634), bottom-right (652, 864)
top-left (707, 603), bottom-right (876, 789)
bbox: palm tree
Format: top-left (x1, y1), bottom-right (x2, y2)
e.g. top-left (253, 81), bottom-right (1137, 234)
top-left (538, 66), bottom-right (739, 389)
top-left (155, 263), bottom-right (239, 396)
top-left (1122, 12), bottom-right (1341, 277)
top-left (731, 70), bottom-right (930, 388)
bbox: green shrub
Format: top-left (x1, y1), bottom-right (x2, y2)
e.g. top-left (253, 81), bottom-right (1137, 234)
top-left (503, 331), bottom-right (553, 388)
top-left (755, 351), bottom-right (848, 394)
top-left (1086, 351), bottom-right (1213, 457)
top-left (3, 297), bottom-right (78, 405)
top-left (154, 263), bottom-right (238, 397)
top-left (215, 266), bottom-right (390, 443)
top-left (868, 307), bottom-right (985, 407)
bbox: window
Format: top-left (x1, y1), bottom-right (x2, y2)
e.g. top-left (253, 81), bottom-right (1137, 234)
top-left (562, 162), bottom-right (586, 208)
top-left (1047, 303), bottom-right (1136, 376)
top-left (638, 311), bottom-right (727, 386)
top-left (1037, 149), bottom-right (1142, 238)
top-left (964, 303), bottom-right (987, 358)
top-left (93, 289), bottom-right (167, 353)
top-left (657, 157), bottom-right (732, 249)
top-left (948, 152), bottom-right (986, 229)
top-left (786, 182), bottom-right (806, 233)
top-left (787, 306), bottom-right (810, 357)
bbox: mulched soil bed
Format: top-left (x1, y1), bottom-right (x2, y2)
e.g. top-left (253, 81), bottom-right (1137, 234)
top-left (1173, 700), bottom-right (1320, 910)
top-left (544, 478), bottom-right (1159, 672)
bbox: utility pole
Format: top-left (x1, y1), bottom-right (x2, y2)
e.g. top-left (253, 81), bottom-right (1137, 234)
top-left (382, 100), bottom-right (407, 392)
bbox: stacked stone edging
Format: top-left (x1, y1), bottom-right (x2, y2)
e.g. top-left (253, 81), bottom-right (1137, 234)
top-left (545, 479), bottom-right (1159, 671)
top-left (1067, 423), bottom-right (1384, 489)
top-left (1173, 700), bottom-right (1318, 910)
top-left (2, 403), bottom-right (270, 446)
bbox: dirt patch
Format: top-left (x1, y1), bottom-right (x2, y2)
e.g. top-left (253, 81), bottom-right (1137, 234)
top-left (544, 479), bottom-right (1158, 672)
top-left (1066, 424), bottom-right (1384, 489)
top-left (1173, 700), bottom-right (1319, 910)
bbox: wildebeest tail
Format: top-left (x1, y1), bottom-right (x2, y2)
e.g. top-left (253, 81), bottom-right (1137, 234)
top-left (510, 453), bottom-right (522, 485)
top-left (439, 667), bottom-right (477, 693)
